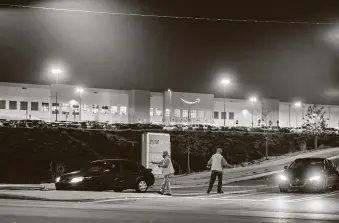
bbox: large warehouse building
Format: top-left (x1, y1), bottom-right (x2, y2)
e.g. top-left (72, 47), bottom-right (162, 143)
top-left (0, 82), bottom-right (338, 128)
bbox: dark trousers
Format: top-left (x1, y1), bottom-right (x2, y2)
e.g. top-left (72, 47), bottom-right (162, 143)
top-left (208, 171), bottom-right (223, 192)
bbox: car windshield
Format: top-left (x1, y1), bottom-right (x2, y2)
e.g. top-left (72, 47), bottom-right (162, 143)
top-left (86, 162), bottom-right (108, 172)
top-left (85, 161), bottom-right (120, 173)
top-left (289, 160), bottom-right (323, 170)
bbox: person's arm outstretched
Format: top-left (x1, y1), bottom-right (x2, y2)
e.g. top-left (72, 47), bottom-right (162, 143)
top-left (222, 157), bottom-right (233, 168)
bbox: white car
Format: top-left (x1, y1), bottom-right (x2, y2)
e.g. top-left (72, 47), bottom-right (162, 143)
top-left (290, 127), bottom-right (306, 134)
top-left (163, 125), bottom-right (177, 131)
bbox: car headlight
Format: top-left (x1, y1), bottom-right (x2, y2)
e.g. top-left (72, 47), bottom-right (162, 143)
top-left (55, 177), bottom-right (60, 183)
top-left (279, 175), bottom-right (288, 181)
top-left (309, 175), bottom-right (321, 182)
top-left (70, 177), bottom-right (84, 183)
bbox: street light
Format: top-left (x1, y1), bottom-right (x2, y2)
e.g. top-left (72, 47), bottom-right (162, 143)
top-left (221, 79), bottom-right (231, 127)
top-left (167, 89), bottom-right (172, 124)
top-left (76, 87), bottom-right (84, 121)
top-left (51, 68), bottom-right (62, 122)
top-left (249, 97), bottom-right (257, 128)
top-left (294, 101), bottom-right (302, 127)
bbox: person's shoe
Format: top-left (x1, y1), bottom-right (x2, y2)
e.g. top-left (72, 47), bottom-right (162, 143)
top-left (217, 191), bottom-right (224, 194)
top-left (164, 193), bottom-right (172, 196)
top-left (207, 190), bottom-right (211, 194)
top-left (157, 191), bottom-right (164, 195)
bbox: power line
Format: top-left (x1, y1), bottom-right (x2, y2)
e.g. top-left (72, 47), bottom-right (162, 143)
top-left (0, 3), bottom-right (336, 25)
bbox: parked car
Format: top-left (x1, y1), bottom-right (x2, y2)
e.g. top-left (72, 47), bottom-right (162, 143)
top-left (104, 123), bottom-right (117, 130)
top-left (231, 126), bottom-right (250, 132)
top-left (69, 122), bottom-right (81, 128)
top-left (163, 125), bottom-right (177, 131)
top-left (78, 121), bottom-right (87, 129)
top-left (55, 159), bottom-right (155, 192)
top-left (16, 120), bottom-right (33, 128)
top-left (278, 158), bottom-right (339, 193)
top-left (290, 127), bottom-right (306, 134)
top-left (279, 127), bottom-right (291, 133)
top-left (324, 128), bottom-right (339, 135)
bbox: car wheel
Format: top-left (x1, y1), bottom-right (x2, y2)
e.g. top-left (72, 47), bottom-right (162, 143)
top-left (279, 187), bottom-right (289, 193)
top-left (113, 188), bottom-right (124, 192)
top-left (136, 179), bottom-right (148, 193)
top-left (335, 181), bottom-right (339, 190)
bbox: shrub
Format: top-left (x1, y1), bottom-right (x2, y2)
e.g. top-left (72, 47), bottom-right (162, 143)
top-left (0, 128), bottom-right (339, 183)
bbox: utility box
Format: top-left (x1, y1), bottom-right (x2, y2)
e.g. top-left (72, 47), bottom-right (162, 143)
top-left (141, 133), bottom-right (171, 175)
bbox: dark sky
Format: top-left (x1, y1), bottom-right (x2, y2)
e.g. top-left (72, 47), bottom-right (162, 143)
top-left (1, 0), bottom-right (339, 104)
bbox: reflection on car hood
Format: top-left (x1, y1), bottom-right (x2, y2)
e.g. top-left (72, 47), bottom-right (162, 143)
top-left (284, 168), bottom-right (323, 179)
top-left (60, 170), bottom-right (86, 180)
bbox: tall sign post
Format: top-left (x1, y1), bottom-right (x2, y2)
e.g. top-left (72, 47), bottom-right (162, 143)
top-left (180, 98), bottom-right (200, 174)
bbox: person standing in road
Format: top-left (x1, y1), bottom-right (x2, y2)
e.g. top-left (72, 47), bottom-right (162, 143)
top-left (206, 148), bottom-right (233, 194)
top-left (151, 151), bottom-right (175, 196)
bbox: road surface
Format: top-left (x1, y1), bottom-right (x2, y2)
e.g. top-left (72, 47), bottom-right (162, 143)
top-left (1, 158), bottom-right (339, 222)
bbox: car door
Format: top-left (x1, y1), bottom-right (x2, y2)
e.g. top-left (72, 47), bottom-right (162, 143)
top-left (85, 161), bottom-right (120, 190)
top-left (324, 160), bottom-right (336, 186)
top-left (121, 161), bottom-right (140, 189)
top-left (104, 161), bottom-right (126, 190)
top-left (326, 159), bottom-right (339, 186)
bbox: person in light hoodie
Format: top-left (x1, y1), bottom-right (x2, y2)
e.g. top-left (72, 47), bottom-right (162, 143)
top-left (206, 148), bottom-right (233, 194)
top-left (151, 151), bottom-right (175, 196)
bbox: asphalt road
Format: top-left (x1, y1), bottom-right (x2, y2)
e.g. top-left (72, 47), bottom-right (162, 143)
top-left (2, 158), bottom-right (339, 222)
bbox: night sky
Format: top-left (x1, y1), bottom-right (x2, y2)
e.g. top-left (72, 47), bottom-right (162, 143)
top-left (1, 0), bottom-right (339, 104)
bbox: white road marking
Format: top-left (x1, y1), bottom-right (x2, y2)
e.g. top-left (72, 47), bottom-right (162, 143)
top-left (222, 185), bottom-right (267, 188)
top-left (173, 192), bottom-right (207, 196)
top-left (263, 195), bottom-right (290, 201)
top-left (169, 184), bottom-right (268, 189)
top-left (215, 191), bottom-right (267, 199)
top-left (177, 185), bottom-right (276, 197)
top-left (288, 191), bottom-right (339, 202)
top-left (195, 189), bottom-right (258, 198)
top-left (88, 197), bottom-right (158, 204)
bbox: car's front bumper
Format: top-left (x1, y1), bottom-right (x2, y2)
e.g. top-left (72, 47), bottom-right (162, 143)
top-left (55, 182), bottom-right (86, 190)
top-left (279, 179), bottom-right (325, 191)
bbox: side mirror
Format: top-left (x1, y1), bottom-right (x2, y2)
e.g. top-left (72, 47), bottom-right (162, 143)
top-left (284, 166), bottom-right (288, 170)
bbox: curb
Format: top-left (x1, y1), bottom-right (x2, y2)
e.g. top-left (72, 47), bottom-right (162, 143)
top-left (0, 193), bottom-right (166, 202)
top-left (0, 184), bottom-right (46, 191)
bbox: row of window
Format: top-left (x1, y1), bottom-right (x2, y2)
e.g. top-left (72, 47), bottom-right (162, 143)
top-left (214, 111), bottom-right (235, 120)
top-left (0, 100), bottom-right (127, 115)
top-left (0, 100), bottom-right (39, 111)
top-left (150, 108), bottom-right (213, 119)
top-left (149, 109), bottom-right (236, 120)
top-left (1, 100), bottom-right (235, 120)
top-left (51, 104), bottom-right (127, 115)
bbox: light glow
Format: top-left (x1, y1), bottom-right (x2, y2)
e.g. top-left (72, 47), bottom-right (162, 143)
top-left (55, 177), bottom-right (60, 183)
top-left (70, 177), bottom-right (84, 183)
top-left (309, 175), bottom-right (321, 182)
top-left (221, 79), bottom-right (231, 85)
top-left (51, 69), bottom-right (62, 74)
top-left (294, 101), bottom-right (302, 107)
top-left (279, 175), bottom-right (288, 181)
top-left (76, 87), bottom-right (84, 93)
top-left (250, 97), bottom-right (257, 103)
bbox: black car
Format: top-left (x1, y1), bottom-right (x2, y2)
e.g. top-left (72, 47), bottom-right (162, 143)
top-left (55, 159), bottom-right (155, 193)
top-left (278, 158), bottom-right (339, 193)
